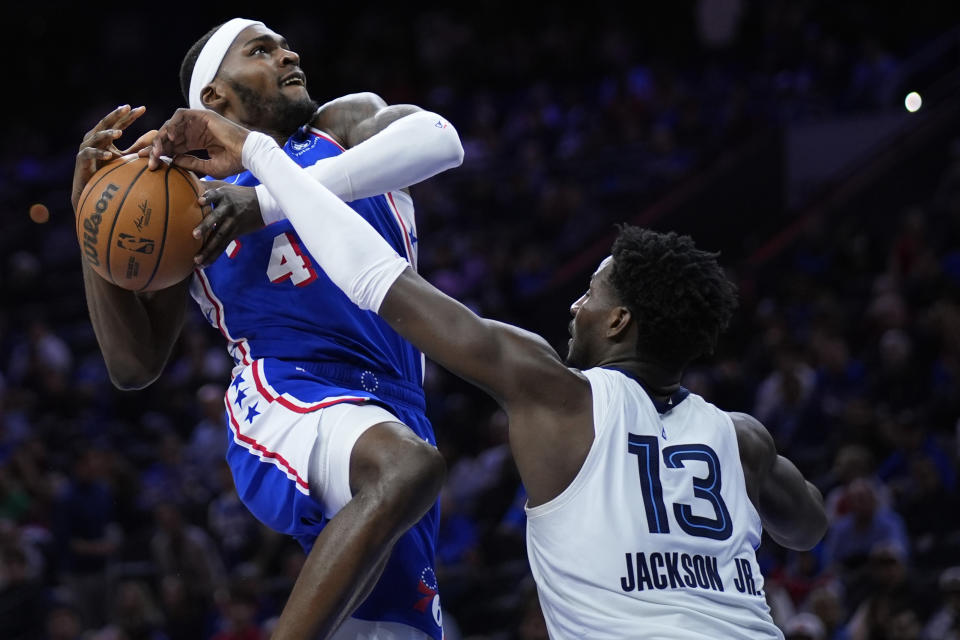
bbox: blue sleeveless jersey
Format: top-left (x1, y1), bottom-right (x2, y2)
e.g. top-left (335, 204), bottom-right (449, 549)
top-left (189, 127), bottom-right (442, 638)
top-left (193, 126), bottom-right (422, 384)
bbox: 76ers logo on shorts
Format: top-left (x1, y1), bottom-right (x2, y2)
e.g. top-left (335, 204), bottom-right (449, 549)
top-left (414, 567), bottom-right (442, 628)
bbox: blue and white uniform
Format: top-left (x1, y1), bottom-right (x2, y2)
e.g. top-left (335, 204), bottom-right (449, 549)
top-left (190, 126), bottom-right (442, 638)
top-left (526, 368), bottom-right (782, 639)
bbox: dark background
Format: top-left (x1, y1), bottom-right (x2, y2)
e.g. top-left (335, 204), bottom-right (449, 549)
top-left (2, 2), bottom-right (960, 639)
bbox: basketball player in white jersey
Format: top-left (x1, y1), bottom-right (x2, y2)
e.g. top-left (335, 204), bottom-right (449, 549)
top-left (149, 107), bottom-right (829, 640)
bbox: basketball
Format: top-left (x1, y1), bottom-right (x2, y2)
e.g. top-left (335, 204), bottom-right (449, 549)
top-left (76, 155), bottom-right (205, 292)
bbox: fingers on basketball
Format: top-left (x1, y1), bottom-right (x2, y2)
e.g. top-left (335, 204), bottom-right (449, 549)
top-left (76, 156), bottom-right (204, 292)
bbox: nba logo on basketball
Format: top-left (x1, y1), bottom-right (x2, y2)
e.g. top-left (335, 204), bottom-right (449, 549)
top-left (117, 233), bottom-right (156, 254)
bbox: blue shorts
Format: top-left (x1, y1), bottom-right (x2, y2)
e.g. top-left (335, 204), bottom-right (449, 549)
top-left (223, 358), bottom-right (442, 638)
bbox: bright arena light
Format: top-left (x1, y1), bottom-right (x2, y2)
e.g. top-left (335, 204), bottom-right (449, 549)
top-left (904, 91), bottom-right (922, 112)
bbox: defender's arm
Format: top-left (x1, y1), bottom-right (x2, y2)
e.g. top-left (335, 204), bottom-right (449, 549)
top-left (239, 131), bottom-right (592, 505)
top-left (237, 131), bottom-right (576, 406)
top-left (382, 270), bottom-right (581, 406)
top-left (730, 412), bottom-right (828, 550)
top-left (152, 110), bottom-right (593, 505)
top-left (152, 112), bottom-right (562, 405)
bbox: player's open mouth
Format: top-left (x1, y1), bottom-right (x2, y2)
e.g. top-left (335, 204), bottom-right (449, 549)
top-left (280, 72), bottom-right (306, 87)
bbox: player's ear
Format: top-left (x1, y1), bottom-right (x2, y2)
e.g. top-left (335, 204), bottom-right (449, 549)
top-left (606, 306), bottom-right (632, 339)
top-left (200, 82), bottom-right (227, 112)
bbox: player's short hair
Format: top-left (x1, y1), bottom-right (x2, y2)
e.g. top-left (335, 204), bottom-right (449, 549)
top-left (180, 23), bottom-right (225, 104)
top-left (609, 225), bottom-right (738, 369)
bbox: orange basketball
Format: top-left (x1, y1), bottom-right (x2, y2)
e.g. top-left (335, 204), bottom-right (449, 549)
top-left (76, 155), bottom-right (205, 292)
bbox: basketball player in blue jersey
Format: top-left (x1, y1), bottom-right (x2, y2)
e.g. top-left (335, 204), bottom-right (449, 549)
top-left (151, 107), bottom-right (831, 639)
top-left (72, 18), bottom-right (462, 640)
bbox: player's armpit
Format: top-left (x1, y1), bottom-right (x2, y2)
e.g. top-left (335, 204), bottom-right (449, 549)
top-left (730, 412), bottom-right (828, 551)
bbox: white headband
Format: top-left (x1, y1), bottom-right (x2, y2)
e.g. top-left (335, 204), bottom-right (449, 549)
top-left (188, 18), bottom-right (264, 110)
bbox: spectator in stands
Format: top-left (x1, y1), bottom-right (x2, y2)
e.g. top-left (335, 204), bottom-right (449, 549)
top-left (53, 447), bottom-right (119, 628)
top-left (804, 582), bottom-right (850, 640)
top-left (150, 502), bottom-right (225, 617)
top-left (0, 544), bottom-right (45, 639)
top-left (784, 612), bottom-right (826, 640)
top-left (823, 478), bottom-right (909, 573)
top-left (105, 579), bottom-right (167, 640)
top-left (923, 566), bottom-right (960, 640)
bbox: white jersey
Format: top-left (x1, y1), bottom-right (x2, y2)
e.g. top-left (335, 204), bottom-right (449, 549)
top-left (525, 368), bottom-right (782, 640)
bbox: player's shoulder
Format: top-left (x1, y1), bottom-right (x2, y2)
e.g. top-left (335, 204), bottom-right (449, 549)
top-left (316, 92), bottom-right (387, 118)
top-left (488, 319), bottom-right (590, 403)
top-left (494, 320), bottom-right (582, 375)
top-left (311, 92), bottom-right (388, 144)
top-left (727, 411), bottom-right (777, 471)
top-left (492, 319), bottom-right (559, 355)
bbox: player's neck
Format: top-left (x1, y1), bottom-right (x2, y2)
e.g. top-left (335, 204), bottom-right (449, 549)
top-left (243, 119), bottom-right (292, 147)
top-left (251, 127), bottom-right (291, 147)
top-left (598, 356), bottom-right (682, 400)
top-left (221, 107), bottom-right (293, 148)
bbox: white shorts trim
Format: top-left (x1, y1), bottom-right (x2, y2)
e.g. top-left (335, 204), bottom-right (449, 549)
top-left (309, 402), bottom-right (401, 518)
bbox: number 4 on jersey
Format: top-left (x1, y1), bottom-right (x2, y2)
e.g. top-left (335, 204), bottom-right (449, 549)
top-left (267, 232), bottom-right (318, 287)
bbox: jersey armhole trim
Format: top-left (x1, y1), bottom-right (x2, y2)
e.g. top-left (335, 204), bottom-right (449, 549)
top-left (525, 369), bottom-right (607, 519)
top-left (385, 191), bottom-right (416, 268)
top-left (307, 127), bottom-right (346, 152)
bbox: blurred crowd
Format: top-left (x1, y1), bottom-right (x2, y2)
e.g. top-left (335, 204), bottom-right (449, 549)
top-left (2, 2), bottom-right (960, 639)
top-left (704, 151), bottom-right (960, 640)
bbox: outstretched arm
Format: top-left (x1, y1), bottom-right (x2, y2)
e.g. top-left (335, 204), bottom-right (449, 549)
top-left (730, 412), bottom-right (828, 551)
top-left (233, 128), bottom-right (594, 507)
top-left (235, 131), bottom-right (575, 404)
top-left (150, 108), bottom-right (592, 476)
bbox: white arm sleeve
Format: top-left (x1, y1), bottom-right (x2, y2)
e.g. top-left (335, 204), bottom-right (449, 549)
top-left (242, 132), bottom-right (408, 312)
top-left (255, 110), bottom-right (463, 224)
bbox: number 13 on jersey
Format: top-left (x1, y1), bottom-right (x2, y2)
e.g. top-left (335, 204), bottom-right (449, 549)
top-left (627, 434), bottom-right (733, 541)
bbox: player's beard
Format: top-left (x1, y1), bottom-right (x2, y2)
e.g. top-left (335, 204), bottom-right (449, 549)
top-left (565, 347), bottom-right (584, 369)
top-left (228, 79), bottom-right (319, 137)
top-left (565, 339), bottom-right (584, 369)
top-left (565, 321), bottom-right (584, 368)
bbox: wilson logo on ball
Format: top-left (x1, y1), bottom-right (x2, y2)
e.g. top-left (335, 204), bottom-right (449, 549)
top-left (82, 182), bottom-right (119, 266)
